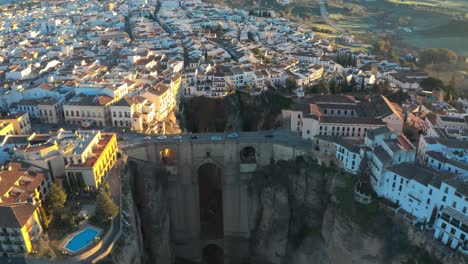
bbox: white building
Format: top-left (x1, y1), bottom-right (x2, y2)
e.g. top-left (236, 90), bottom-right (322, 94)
top-left (380, 163), bottom-right (468, 225)
top-left (434, 206), bottom-right (468, 253)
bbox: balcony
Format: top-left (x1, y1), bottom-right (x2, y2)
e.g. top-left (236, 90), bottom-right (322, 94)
top-left (459, 244), bottom-right (468, 255)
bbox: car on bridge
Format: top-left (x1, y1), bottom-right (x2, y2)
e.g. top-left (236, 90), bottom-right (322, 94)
top-left (143, 136), bottom-right (151, 140)
top-left (211, 136), bottom-right (222, 141)
top-left (227, 133), bottom-right (238, 138)
top-left (157, 135), bottom-right (167, 140)
top-left (173, 135), bottom-right (182, 140)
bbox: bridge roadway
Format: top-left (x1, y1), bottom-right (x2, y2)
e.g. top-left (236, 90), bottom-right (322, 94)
top-left (119, 130), bottom-right (315, 152)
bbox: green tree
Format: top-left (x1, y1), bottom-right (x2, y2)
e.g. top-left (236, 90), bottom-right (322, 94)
top-left (94, 189), bottom-right (119, 223)
top-left (317, 80), bottom-right (330, 94)
top-left (373, 40), bottom-right (392, 56)
top-left (44, 184), bottom-right (67, 215)
top-left (428, 206), bottom-right (438, 226)
top-left (420, 77), bottom-right (444, 90)
top-left (285, 77), bottom-right (298, 91)
top-left (444, 77), bottom-right (458, 101)
top-left (419, 48), bottom-right (458, 66)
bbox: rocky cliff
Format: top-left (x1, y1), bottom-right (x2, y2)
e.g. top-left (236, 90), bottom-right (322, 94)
top-left (118, 156), bottom-right (467, 264)
top-left (112, 158), bottom-right (172, 264)
top-left (248, 158), bottom-right (467, 264)
top-left (181, 91), bottom-right (290, 133)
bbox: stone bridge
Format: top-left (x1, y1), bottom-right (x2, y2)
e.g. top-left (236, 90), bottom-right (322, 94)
top-left (122, 132), bottom-right (315, 263)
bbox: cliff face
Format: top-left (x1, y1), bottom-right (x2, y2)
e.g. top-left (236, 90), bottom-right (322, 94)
top-left (247, 158), bottom-right (466, 264)
top-left (124, 158), bottom-right (172, 264)
top-left (182, 91), bottom-right (290, 133)
top-left (120, 156), bottom-right (466, 264)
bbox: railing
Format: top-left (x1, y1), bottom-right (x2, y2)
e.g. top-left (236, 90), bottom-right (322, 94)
top-left (354, 184), bottom-right (372, 205)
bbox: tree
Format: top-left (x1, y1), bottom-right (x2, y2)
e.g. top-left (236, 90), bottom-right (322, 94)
top-left (420, 77), bottom-right (444, 90)
top-left (94, 189), bottom-right (119, 223)
top-left (419, 48), bottom-right (458, 66)
top-left (428, 206), bottom-right (438, 226)
top-left (444, 77), bottom-right (458, 102)
top-left (44, 184), bottom-right (67, 215)
top-left (403, 127), bottom-right (416, 142)
top-left (358, 154), bottom-right (370, 185)
top-left (285, 77), bottom-right (298, 91)
top-left (317, 80), bottom-right (330, 94)
top-left (373, 40), bottom-right (392, 56)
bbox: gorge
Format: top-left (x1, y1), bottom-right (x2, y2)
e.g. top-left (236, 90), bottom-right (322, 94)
top-left (109, 137), bottom-right (466, 264)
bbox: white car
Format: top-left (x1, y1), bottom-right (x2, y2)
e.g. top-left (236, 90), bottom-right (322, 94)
top-left (143, 136), bottom-right (151, 140)
top-left (173, 135), bottom-right (182, 140)
top-left (227, 133), bottom-right (238, 138)
top-left (211, 136), bottom-right (222, 141)
top-left (157, 135), bottom-right (167, 140)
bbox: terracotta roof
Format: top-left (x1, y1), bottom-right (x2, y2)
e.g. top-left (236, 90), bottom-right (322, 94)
top-left (0, 204), bottom-right (38, 228)
top-left (0, 161), bottom-right (47, 205)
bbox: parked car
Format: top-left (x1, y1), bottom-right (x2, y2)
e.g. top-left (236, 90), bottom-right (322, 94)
top-left (211, 136), bottom-right (222, 141)
top-left (157, 135), bottom-right (167, 140)
top-left (227, 133), bottom-right (238, 138)
top-left (143, 136), bottom-right (151, 140)
top-left (173, 135), bottom-right (182, 140)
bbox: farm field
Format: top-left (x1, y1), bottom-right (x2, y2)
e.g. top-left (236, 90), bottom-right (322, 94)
top-left (326, 0), bottom-right (468, 55)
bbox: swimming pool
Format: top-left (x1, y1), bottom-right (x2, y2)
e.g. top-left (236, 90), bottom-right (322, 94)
top-left (64, 227), bottom-right (100, 253)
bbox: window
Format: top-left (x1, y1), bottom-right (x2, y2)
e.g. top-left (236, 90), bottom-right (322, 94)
top-left (428, 189), bottom-right (432, 195)
top-left (442, 196), bottom-right (446, 202)
top-left (452, 201), bottom-right (457, 208)
top-left (441, 223), bottom-right (447, 229)
top-left (65, 110), bottom-right (69, 116)
top-left (444, 187), bottom-right (449, 194)
top-left (426, 198), bottom-right (430, 205)
top-left (297, 114), bottom-right (300, 118)
top-left (398, 185), bottom-right (402, 192)
top-left (450, 228), bottom-right (456, 235)
top-left (307, 130), bottom-right (310, 134)
top-left (463, 207), bottom-right (467, 214)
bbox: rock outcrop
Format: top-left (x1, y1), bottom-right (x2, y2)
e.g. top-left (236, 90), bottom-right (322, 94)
top-left (121, 156), bottom-right (466, 264)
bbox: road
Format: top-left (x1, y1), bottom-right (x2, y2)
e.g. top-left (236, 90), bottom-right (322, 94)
top-left (318, 0), bottom-right (344, 33)
top-left (119, 130), bottom-right (315, 152)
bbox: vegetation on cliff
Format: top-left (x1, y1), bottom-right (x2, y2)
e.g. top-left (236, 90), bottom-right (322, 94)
top-left (182, 91), bottom-right (291, 132)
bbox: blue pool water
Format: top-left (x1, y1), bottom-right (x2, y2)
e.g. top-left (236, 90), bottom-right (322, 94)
top-left (64, 227), bottom-right (100, 253)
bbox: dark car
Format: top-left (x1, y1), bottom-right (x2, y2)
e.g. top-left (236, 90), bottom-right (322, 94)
top-left (265, 134), bottom-right (274, 138)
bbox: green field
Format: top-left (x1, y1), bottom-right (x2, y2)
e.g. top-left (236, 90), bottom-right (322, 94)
top-left (325, 0), bottom-right (468, 55)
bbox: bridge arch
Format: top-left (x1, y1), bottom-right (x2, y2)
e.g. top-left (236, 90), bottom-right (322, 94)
top-left (240, 146), bottom-right (256, 164)
top-left (198, 163), bottom-right (224, 240)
